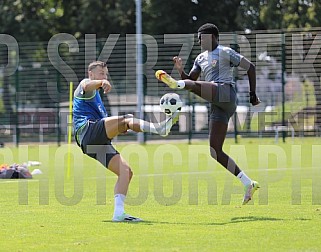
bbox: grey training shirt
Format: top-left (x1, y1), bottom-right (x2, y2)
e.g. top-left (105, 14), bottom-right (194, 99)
top-left (191, 45), bottom-right (243, 84)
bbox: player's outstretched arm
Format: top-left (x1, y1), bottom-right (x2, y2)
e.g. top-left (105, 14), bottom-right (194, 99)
top-left (82, 79), bottom-right (111, 94)
top-left (173, 56), bottom-right (200, 81)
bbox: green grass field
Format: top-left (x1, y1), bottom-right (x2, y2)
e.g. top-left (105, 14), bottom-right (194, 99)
top-left (1, 138), bottom-right (321, 251)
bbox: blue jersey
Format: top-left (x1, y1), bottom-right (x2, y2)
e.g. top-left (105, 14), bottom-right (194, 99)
top-left (73, 79), bottom-right (108, 139)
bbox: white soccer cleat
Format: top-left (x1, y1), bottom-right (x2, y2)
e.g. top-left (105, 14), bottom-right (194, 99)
top-left (242, 181), bottom-right (260, 205)
top-left (112, 213), bottom-right (143, 222)
top-left (158, 110), bottom-right (180, 137)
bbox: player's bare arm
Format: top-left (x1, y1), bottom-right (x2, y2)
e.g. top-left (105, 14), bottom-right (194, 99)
top-left (239, 57), bottom-right (261, 106)
top-left (82, 79), bottom-right (112, 94)
top-left (173, 56), bottom-right (200, 81)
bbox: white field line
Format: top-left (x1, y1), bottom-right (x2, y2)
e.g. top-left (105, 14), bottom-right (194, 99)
top-left (0, 166), bottom-right (318, 183)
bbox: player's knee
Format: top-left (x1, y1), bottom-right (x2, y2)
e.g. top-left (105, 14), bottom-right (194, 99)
top-left (210, 148), bottom-right (218, 160)
top-left (129, 168), bottom-right (133, 181)
top-left (124, 114), bottom-right (134, 118)
top-left (115, 116), bottom-right (129, 132)
top-left (123, 115), bottom-right (136, 131)
top-left (121, 114), bottom-right (134, 129)
top-left (126, 167), bottom-right (134, 181)
top-left (210, 146), bottom-right (222, 160)
top-left (119, 166), bottom-right (133, 181)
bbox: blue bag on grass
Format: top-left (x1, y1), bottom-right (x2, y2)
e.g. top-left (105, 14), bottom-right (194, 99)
top-left (0, 164), bottom-right (33, 179)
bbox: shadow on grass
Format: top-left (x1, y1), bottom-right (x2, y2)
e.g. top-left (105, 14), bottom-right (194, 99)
top-left (207, 216), bottom-right (284, 225)
top-left (102, 220), bottom-right (154, 225)
top-left (102, 216), bottom-right (284, 226)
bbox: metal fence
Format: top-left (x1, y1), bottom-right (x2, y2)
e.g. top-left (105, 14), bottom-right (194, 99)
top-left (1, 28), bottom-right (321, 145)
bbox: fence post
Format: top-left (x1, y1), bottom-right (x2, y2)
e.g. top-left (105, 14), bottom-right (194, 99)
top-left (14, 69), bottom-right (19, 147)
top-left (56, 70), bottom-right (61, 146)
top-left (142, 43), bottom-right (147, 143)
top-left (281, 33), bottom-right (286, 143)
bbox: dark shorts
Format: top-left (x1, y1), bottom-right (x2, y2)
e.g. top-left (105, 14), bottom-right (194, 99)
top-left (77, 119), bottom-right (119, 168)
top-left (210, 84), bottom-right (237, 124)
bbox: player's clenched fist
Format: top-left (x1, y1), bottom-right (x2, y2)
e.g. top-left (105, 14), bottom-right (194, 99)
top-left (249, 91), bottom-right (261, 106)
top-left (101, 79), bottom-right (111, 94)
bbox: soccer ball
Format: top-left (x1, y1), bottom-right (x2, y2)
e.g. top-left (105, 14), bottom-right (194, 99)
top-left (159, 93), bottom-right (183, 115)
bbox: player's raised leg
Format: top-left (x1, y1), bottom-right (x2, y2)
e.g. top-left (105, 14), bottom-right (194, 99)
top-left (155, 70), bottom-right (218, 103)
top-left (102, 113), bottom-right (179, 138)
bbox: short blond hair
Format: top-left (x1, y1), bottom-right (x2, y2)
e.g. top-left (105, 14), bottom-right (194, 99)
top-left (88, 61), bottom-right (107, 71)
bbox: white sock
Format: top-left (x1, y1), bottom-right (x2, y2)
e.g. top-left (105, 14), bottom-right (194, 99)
top-left (177, 80), bottom-right (185, 89)
top-left (113, 194), bottom-right (126, 217)
top-left (237, 171), bottom-right (252, 186)
top-left (139, 120), bottom-right (158, 134)
top-left (139, 119), bottom-right (174, 136)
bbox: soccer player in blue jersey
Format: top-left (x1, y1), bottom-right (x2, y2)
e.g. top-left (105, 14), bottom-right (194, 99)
top-left (73, 61), bottom-right (179, 222)
top-left (156, 23), bottom-right (260, 205)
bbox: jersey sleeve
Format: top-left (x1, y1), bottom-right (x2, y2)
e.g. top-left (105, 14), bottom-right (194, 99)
top-left (190, 55), bottom-right (202, 73)
top-left (222, 47), bottom-right (243, 67)
top-left (74, 79), bottom-right (96, 99)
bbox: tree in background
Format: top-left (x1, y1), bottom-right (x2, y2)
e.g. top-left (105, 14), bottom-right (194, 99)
top-left (1, 0), bottom-right (321, 39)
top-left (237, 0), bottom-right (268, 30)
top-left (59, 0), bottom-right (137, 38)
top-left (238, 0), bottom-right (321, 30)
top-left (143, 0), bottom-right (241, 34)
top-left (0, 0), bottom-right (139, 40)
top-left (0, 0), bottom-right (63, 42)
top-left (260, 0), bottom-right (321, 29)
